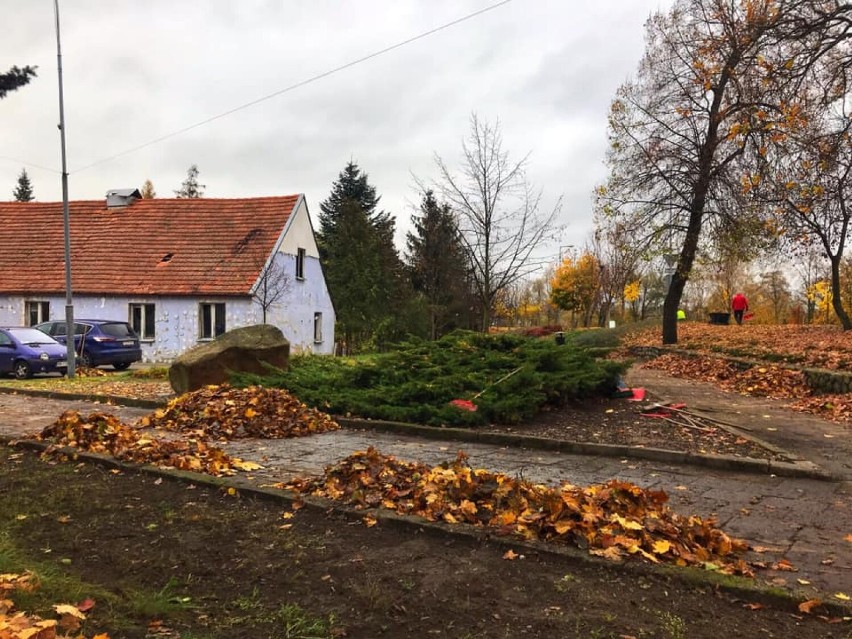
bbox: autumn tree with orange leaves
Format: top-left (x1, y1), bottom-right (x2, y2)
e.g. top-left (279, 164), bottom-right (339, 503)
top-left (599, 0), bottom-right (851, 343)
top-left (550, 252), bottom-right (601, 327)
top-left (743, 2), bottom-right (852, 328)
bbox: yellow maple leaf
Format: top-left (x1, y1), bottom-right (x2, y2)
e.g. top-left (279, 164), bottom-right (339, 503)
top-left (244, 407), bottom-right (257, 419)
top-left (834, 592), bottom-right (850, 601)
top-left (54, 603), bottom-right (86, 619)
top-left (459, 499), bottom-right (478, 516)
top-left (611, 514), bottom-right (643, 531)
top-left (231, 460), bottom-right (263, 472)
top-left (653, 540), bottom-right (671, 555)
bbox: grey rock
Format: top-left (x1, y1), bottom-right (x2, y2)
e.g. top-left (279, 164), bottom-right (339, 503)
top-left (168, 324), bottom-right (289, 394)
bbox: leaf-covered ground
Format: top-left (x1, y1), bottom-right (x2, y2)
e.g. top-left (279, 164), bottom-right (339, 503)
top-left (625, 323), bottom-right (852, 370)
top-left (642, 354), bottom-right (852, 423)
top-left (0, 446), bottom-right (846, 638)
top-left (0, 374), bottom-right (172, 402)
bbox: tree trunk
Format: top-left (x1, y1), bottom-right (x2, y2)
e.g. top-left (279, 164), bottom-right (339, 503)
top-left (662, 203), bottom-right (708, 343)
top-left (830, 256), bottom-right (852, 329)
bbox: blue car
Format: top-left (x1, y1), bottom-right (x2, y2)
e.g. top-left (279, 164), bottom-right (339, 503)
top-left (0, 327), bottom-right (68, 379)
top-left (34, 319), bottom-right (142, 370)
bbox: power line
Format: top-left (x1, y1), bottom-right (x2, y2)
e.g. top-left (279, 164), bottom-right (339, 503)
top-left (72, 0), bottom-right (512, 174)
top-left (0, 155), bottom-right (61, 174)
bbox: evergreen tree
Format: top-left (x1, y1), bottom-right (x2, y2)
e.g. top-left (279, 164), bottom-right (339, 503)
top-left (174, 164), bottom-right (205, 198)
top-left (318, 162), bottom-right (407, 350)
top-left (140, 179), bottom-right (156, 199)
top-left (406, 190), bottom-right (476, 338)
top-left (0, 66), bottom-right (36, 99)
top-left (318, 161), bottom-right (389, 238)
top-left (12, 169), bottom-right (34, 202)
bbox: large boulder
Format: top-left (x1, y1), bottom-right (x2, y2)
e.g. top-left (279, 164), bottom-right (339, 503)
top-left (169, 324), bottom-right (289, 394)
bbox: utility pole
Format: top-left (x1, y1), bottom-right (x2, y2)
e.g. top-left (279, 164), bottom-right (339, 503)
top-left (54, 0), bottom-right (76, 377)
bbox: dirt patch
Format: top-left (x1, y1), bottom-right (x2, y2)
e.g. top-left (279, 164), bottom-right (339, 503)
top-left (481, 396), bottom-right (786, 461)
top-left (1, 445), bottom-right (845, 638)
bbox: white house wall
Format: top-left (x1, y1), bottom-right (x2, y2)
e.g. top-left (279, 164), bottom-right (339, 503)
top-left (277, 198), bottom-right (320, 258)
top-left (259, 251), bottom-right (336, 355)
top-left (0, 285), bottom-right (334, 360)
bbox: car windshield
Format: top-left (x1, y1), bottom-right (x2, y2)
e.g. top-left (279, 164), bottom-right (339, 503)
top-left (9, 328), bottom-right (58, 344)
top-left (99, 323), bottom-right (135, 338)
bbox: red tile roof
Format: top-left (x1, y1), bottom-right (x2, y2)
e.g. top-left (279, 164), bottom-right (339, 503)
top-left (0, 195), bottom-right (300, 296)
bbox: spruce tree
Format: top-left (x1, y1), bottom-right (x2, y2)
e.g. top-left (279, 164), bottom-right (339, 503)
top-left (0, 66), bottom-right (36, 99)
top-left (174, 164), bottom-right (205, 198)
top-left (12, 169), bottom-right (34, 202)
top-left (406, 190), bottom-right (476, 338)
top-left (318, 162), bottom-right (407, 349)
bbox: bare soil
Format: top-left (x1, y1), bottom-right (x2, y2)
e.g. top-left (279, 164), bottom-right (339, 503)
top-left (483, 396), bottom-right (786, 461)
top-left (1, 445), bottom-right (844, 639)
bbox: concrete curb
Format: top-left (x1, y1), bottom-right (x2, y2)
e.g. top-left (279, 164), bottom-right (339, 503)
top-left (335, 417), bottom-right (836, 481)
top-left (3, 435), bottom-right (850, 619)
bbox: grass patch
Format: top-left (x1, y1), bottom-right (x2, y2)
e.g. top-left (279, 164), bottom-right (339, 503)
top-left (234, 330), bottom-right (625, 426)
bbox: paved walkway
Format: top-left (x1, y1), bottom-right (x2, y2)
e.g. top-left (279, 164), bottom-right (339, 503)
top-left (0, 377), bottom-right (850, 598)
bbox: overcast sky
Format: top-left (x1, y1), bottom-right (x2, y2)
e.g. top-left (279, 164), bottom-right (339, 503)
top-left (1, 0), bottom-right (671, 268)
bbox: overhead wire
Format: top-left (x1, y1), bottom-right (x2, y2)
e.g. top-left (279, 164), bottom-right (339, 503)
top-left (71, 0), bottom-right (512, 174)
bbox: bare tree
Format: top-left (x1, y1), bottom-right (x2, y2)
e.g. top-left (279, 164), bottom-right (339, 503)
top-left (251, 253), bottom-right (291, 324)
top-left (430, 114), bottom-right (560, 330)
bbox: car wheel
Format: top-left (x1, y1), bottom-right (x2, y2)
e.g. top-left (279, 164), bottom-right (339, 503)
top-left (13, 360), bottom-right (32, 380)
top-left (77, 352), bottom-right (93, 368)
top-left (113, 362), bottom-right (131, 371)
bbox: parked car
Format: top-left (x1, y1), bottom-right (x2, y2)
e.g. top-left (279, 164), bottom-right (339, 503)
top-left (0, 327), bottom-right (68, 379)
top-left (34, 319), bottom-right (142, 370)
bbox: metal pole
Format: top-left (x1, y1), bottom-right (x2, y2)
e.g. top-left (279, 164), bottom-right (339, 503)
top-left (54, 0), bottom-right (76, 378)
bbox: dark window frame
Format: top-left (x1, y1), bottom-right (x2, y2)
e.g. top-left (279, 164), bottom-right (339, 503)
top-left (296, 247), bottom-right (306, 281)
top-left (25, 301), bottom-right (49, 326)
top-left (313, 311), bottom-right (323, 343)
top-left (129, 303), bottom-right (156, 341)
top-left (199, 302), bottom-right (226, 340)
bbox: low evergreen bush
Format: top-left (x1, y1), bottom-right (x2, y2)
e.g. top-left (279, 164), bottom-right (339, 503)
top-left (234, 330), bottom-right (625, 427)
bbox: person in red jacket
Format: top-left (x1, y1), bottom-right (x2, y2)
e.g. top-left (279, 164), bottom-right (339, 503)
top-left (731, 292), bottom-right (749, 325)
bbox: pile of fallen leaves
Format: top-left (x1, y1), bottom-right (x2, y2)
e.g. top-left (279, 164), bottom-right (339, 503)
top-left (0, 571), bottom-right (107, 639)
top-left (282, 447), bottom-right (751, 575)
top-left (36, 411), bottom-right (258, 476)
top-left (644, 355), bottom-right (811, 399)
top-left (139, 384), bottom-right (339, 439)
top-left (74, 366), bottom-right (107, 377)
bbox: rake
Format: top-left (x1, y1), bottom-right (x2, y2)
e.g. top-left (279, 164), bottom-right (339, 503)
top-left (450, 366), bottom-right (524, 412)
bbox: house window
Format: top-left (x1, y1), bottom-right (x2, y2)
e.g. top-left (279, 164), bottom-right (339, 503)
top-left (25, 301), bottom-right (49, 326)
top-left (199, 303), bottom-right (226, 339)
top-left (129, 303), bottom-right (156, 340)
top-left (296, 247), bottom-right (306, 280)
top-left (313, 312), bottom-right (323, 343)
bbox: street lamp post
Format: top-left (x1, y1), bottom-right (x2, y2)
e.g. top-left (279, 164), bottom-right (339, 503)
top-left (54, 0), bottom-right (76, 378)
